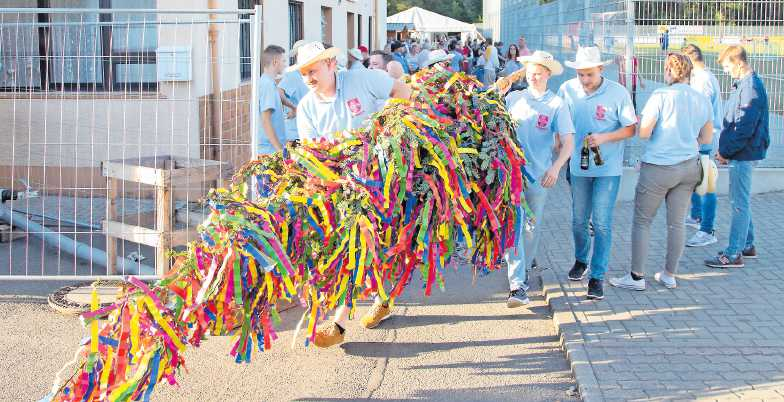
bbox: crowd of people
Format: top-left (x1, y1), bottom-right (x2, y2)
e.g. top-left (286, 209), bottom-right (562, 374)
top-left (254, 36), bottom-right (769, 347)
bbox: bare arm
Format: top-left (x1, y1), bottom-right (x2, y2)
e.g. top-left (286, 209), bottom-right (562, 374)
top-left (278, 88), bottom-right (297, 119)
top-left (390, 79), bottom-right (412, 100)
top-left (541, 133), bottom-right (574, 188)
top-left (261, 110), bottom-right (284, 152)
top-left (586, 124), bottom-right (636, 147)
top-left (697, 120), bottom-right (713, 145)
top-left (553, 134), bottom-right (575, 170)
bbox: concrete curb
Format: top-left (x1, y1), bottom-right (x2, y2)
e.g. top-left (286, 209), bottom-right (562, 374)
top-left (540, 269), bottom-right (605, 402)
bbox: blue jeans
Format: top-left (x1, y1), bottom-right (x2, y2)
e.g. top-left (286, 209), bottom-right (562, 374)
top-left (725, 160), bottom-right (756, 257)
top-left (690, 149), bottom-right (717, 233)
top-left (506, 181), bottom-right (548, 291)
top-left (570, 175), bottom-right (622, 280)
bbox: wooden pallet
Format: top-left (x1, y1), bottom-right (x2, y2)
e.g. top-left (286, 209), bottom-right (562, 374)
top-left (101, 156), bottom-right (226, 275)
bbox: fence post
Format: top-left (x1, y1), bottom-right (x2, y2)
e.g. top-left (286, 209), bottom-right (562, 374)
top-left (624, 0), bottom-right (635, 94)
top-left (250, 5), bottom-right (262, 168)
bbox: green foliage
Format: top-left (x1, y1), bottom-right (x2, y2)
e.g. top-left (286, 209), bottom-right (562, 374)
top-left (388, 0), bottom-right (484, 23)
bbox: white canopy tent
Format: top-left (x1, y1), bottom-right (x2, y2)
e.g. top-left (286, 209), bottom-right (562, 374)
top-left (387, 7), bottom-right (480, 42)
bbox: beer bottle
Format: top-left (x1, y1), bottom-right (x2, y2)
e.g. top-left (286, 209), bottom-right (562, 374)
top-left (580, 138), bottom-right (590, 170)
top-left (591, 142), bottom-right (604, 166)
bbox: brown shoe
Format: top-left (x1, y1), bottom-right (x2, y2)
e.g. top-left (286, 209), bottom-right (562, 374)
top-left (313, 322), bottom-right (345, 348)
top-left (360, 301), bottom-right (391, 329)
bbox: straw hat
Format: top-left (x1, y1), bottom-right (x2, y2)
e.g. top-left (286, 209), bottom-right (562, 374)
top-left (423, 49), bottom-right (454, 67)
top-left (287, 41), bottom-right (341, 73)
top-left (695, 155), bottom-right (719, 196)
top-left (518, 50), bottom-right (563, 76)
top-left (564, 46), bottom-right (612, 70)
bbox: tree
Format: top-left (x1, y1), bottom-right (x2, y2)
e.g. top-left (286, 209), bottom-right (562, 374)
top-left (387, 0), bottom-right (484, 23)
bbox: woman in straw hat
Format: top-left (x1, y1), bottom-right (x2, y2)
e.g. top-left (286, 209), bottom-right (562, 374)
top-left (609, 53), bottom-right (713, 291)
top-left (503, 50), bottom-right (575, 308)
top-left (290, 41), bottom-right (411, 348)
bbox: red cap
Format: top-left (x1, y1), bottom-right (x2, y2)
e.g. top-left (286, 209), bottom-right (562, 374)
top-left (358, 45), bottom-right (368, 53)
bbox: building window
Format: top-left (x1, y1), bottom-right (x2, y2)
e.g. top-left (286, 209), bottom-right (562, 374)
top-left (368, 16), bottom-right (373, 50)
top-left (321, 6), bottom-right (332, 45)
top-left (289, 1), bottom-right (303, 64)
top-left (0, 0), bottom-right (157, 91)
top-left (238, 0), bottom-right (258, 81)
top-left (346, 12), bottom-right (355, 49)
top-left (357, 15), bottom-right (363, 48)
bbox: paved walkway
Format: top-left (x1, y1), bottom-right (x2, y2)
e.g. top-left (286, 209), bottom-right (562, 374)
top-left (0, 269), bottom-right (578, 401)
top-left (538, 178), bottom-right (784, 401)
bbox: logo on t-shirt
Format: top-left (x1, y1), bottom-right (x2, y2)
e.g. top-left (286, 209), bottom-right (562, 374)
top-left (346, 98), bottom-right (363, 117)
top-left (536, 114), bottom-right (550, 129)
top-left (595, 105), bottom-right (607, 120)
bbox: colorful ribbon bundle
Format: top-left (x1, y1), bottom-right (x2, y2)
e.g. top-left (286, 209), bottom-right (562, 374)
top-left (44, 66), bottom-right (528, 402)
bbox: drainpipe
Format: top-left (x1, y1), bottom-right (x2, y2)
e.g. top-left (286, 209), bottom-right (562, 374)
top-left (208, 0), bottom-right (221, 163)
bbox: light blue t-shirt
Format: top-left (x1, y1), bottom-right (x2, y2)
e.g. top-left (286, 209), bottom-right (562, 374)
top-left (297, 68), bottom-right (394, 141)
top-left (506, 89), bottom-right (575, 181)
top-left (690, 67), bottom-right (723, 151)
top-left (257, 73), bottom-right (286, 154)
top-left (640, 83), bottom-right (712, 165)
top-left (349, 61), bottom-right (366, 71)
top-left (450, 51), bottom-right (464, 72)
top-left (558, 77), bottom-right (638, 177)
top-left (279, 70), bottom-right (309, 140)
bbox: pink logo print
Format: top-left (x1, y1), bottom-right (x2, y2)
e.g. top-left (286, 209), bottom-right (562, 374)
top-left (536, 114), bottom-right (550, 129)
top-left (595, 104), bottom-right (607, 120)
top-left (346, 98), bottom-right (363, 116)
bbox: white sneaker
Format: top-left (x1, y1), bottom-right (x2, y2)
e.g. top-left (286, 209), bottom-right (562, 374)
top-left (654, 271), bottom-right (677, 289)
top-left (686, 230), bottom-right (717, 247)
top-left (684, 216), bottom-right (701, 229)
top-left (609, 273), bottom-right (646, 291)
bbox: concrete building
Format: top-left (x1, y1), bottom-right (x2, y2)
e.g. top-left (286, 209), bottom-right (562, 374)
top-left (0, 0), bottom-right (386, 196)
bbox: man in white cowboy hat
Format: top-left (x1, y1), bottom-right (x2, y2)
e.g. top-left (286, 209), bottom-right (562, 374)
top-left (503, 50), bottom-right (575, 308)
top-left (421, 48), bottom-right (454, 69)
top-left (293, 41), bottom-right (410, 141)
top-left (279, 39), bottom-right (310, 140)
top-left (557, 46), bottom-right (637, 300)
top-left (291, 41), bottom-right (411, 348)
top-left (347, 48), bottom-right (366, 71)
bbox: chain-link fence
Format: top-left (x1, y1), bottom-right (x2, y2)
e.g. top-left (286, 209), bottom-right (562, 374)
top-left (490, 0), bottom-right (784, 167)
top-left (0, 6), bottom-right (258, 279)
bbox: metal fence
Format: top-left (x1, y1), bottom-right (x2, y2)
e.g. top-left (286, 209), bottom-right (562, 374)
top-left (492, 0), bottom-right (784, 167)
top-left (0, 6), bottom-right (260, 279)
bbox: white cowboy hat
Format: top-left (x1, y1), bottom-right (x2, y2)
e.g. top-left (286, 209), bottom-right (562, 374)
top-left (423, 49), bottom-right (454, 67)
top-left (287, 41), bottom-right (342, 73)
top-left (517, 50), bottom-right (564, 76)
top-left (695, 155), bottom-right (719, 196)
top-left (348, 48), bottom-right (363, 61)
top-left (564, 46), bottom-right (612, 70)
top-left (290, 39), bottom-right (307, 56)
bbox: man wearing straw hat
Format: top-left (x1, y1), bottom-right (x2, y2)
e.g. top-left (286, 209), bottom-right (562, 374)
top-left (503, 51), bottom-right (575, 307)
top-left (557, 46), bottom-right (637, 300)
top-left (279, 40), bottom-right (310, 140)
top-left (291, 41), bottom-right (411, 347)
top-left (420, 48), bottom-right (455, 70)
